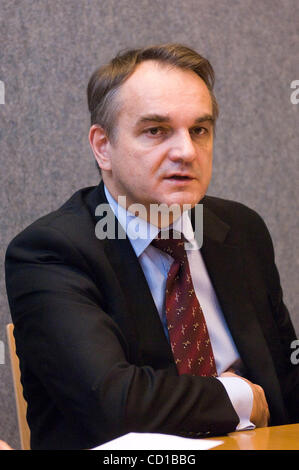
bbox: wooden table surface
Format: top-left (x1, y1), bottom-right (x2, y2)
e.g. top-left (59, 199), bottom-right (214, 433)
top-left (207, 423), bottom-right (299, 450)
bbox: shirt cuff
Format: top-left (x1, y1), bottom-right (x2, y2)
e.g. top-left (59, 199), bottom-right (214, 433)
top-left (216, 377), bottom-right (256, 431)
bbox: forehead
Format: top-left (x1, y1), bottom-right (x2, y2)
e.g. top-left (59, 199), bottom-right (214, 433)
top-left (117, 60), bottom-right (213, 122)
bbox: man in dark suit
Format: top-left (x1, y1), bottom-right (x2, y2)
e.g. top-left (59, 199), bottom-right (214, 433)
top-left (5, 44), bottom-right (299, 450)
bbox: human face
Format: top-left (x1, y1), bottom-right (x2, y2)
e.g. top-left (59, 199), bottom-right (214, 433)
top-left (102, 60), bottom-right (214, 217)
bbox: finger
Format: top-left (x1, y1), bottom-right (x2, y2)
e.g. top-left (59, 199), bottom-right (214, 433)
top-left (0, 440), bottom-right (13, 450)
top-left (220, 371), bottom-right (238, 377)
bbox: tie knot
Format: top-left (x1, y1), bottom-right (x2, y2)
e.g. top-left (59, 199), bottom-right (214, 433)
top-left (152, 229), bottom-right (186, 261)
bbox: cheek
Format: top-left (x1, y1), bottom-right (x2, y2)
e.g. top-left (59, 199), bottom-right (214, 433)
top-left (131, 149), bottom-right (164, 177)
top-left (203, 160), bottom-right (213, 182)
top-left (201, 147), bottom-right (213, 167)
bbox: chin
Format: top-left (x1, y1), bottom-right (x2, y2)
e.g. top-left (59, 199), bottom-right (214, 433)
top-left (165, 192), bottom-right (203, 209)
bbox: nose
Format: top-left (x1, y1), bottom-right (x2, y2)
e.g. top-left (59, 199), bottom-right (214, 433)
top-left (167, 130), bottom-right (196, 163)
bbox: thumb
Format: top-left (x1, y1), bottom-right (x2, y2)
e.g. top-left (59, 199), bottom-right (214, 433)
top-left (0, 440), bottom-right (13, 450)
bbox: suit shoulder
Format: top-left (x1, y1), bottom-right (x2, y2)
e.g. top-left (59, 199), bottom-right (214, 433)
top-left (202, 195), bottom-right (275, 254)
top-left (6, 185), bottom-right (98, 252)
top-left (202, 194), bottom-right (267, 229)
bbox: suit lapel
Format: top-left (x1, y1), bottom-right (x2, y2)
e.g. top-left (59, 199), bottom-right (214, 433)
top-left (197, 203), bottom-right (287, 420)
top-left (105, 234), bottom-right (174, 369)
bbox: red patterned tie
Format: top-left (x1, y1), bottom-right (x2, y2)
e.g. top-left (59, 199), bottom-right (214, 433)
top-left (152, 230), bottom-right (217, 377)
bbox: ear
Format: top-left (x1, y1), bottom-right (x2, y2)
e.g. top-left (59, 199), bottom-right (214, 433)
top-left (88, 125), bottom-right (112, 171)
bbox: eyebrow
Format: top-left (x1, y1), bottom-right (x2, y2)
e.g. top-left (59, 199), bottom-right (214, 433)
top-left (194, 114), bottom-right (215, 124)
top-left (136, 113), bottom-right (215, 125)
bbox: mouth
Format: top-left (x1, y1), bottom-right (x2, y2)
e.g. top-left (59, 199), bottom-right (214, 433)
top-left (164, 173), bottom-right (195, 182)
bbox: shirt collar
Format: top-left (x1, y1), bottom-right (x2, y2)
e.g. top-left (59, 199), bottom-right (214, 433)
top-left (104, 185), bottom-right (197, 257)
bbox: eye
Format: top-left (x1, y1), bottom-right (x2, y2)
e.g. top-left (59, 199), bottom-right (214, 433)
top-left (144, 127), bottom-right (167, 136)
top-left (191, 126), bottom-right (208, 136)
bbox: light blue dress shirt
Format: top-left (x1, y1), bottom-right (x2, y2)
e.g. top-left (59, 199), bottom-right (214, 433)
top-left (104, 185), bottom-right (254, 431)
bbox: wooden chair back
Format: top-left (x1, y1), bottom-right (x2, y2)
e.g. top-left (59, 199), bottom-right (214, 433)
top-left (6, 323), bottom-right (31, 450)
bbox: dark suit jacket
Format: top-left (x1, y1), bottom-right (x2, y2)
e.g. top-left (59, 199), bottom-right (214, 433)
top-left (5, 182), bottom-right (299, 449)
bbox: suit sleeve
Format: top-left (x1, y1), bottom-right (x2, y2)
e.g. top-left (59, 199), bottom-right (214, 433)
top-left (246, 208), bottom-right (299, 423)
top-left (5, 223), bottom-right (239, 448)
top-left (264, 239), bottom-right (299, 423)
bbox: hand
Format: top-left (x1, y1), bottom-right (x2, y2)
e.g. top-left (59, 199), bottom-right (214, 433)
top-left (0, 440), bottom-right (13, 450)
top-left (221, 370), bottom-right (270, 428)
